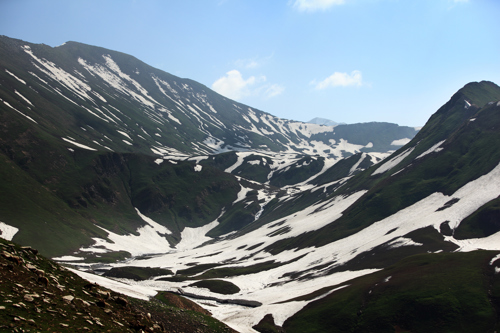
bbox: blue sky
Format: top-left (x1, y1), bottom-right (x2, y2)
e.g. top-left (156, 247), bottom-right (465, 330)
top-left (1, 0), bottom-right (499, 126)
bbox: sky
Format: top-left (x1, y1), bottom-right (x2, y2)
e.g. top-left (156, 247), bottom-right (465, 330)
top-left (1, 0), bottom-right (499, 127)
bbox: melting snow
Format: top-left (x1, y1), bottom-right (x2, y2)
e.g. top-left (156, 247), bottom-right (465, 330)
top-left (5, 69), bottom-right (26, 84)
top-left (416, 140), bottom-right (445, 159)
top-left (52, 256), bottom-right (85, 261)
top-left (3, 101), bottom-right (37, 123)
top-left (62, 137), bottom-right (97, 151)
top-left (372, 147), bottom-right (414, 176)
top-left (117, 130), bottom-right (132, 140)
top-left (80, 208), bottom-right (172, 257)
top-left (0, 221), bottom-right (19, 241)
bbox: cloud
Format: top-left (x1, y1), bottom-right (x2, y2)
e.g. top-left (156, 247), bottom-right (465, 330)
top-left (212, 70), bottom-right (265, 100)
top-left (235, 58), bottom-right (260, 69)
top-left (292, 0), bottom-right (346, 12)
top-left (235, 53), bottom-right (274, 69)
top-left (264, 84), bottom-right (285, 99)
top-left (312, 70), bottom-right (363, 89)
top-left (212, 70), bottom-right (284, 100)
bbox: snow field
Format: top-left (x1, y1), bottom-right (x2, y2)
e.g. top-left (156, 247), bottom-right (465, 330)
top-left (71, 161), bottom-right (500, 332)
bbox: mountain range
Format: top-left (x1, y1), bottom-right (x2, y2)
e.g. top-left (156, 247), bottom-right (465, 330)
top-left (1, 35), bottom-right (500, 332)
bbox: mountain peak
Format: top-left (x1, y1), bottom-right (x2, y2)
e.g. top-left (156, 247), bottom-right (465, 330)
top-left (307, 117), bottom-right (344, 126)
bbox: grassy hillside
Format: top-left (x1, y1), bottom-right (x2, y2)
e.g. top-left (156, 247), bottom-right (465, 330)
top-left (284, 251), bottom-right (500, 333)
top-left (0, 238), bottom-right (235, 332)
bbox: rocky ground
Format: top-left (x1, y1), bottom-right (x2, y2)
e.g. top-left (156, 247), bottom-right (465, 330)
top-left (0, 238), bottom-right (237, 332)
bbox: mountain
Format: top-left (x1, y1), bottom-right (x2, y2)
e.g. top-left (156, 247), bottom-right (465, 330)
top-left (0, 35), bottom-right (417, 256)
top-left (308, 117), bottom-right (344, 127)
top-left (2, 35), bottom-right (500, 332)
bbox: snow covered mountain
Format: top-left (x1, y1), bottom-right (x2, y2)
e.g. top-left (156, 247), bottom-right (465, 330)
top-left (0, 35), bottom-right (417, 254)
top-left (2, 35), bottom-right (500, 332)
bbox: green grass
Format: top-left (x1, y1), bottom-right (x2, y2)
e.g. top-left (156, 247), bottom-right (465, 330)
top-left (189, 279), bottom-right (241, 295)
top-left (283, 251), bottom-right (500, 333)
top-left (102, 266), bottom-right (173, 280)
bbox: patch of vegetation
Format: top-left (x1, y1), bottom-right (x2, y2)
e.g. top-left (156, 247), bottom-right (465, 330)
top-left (252, 314), bottom-right (285, 333)
top-left (269, 156), bottom-right (324, 187)
top-left (81, 251), bottom-right (132, 264)
top-left (103, 266), bottom-right (173, 280)
top-left (454, 197), bottom-right (500, 239)
top-left (189, 279), bottom-right (241, 295)
top-left (283, 251), bottom-right (500, 333)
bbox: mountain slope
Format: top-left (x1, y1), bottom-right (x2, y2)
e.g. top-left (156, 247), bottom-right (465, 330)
top-left (69, 80), bottom-right (500, 332)
top-left (284, 251), bottom-right (500, 333)
top-left (0, 35), bottom-right (417, 256)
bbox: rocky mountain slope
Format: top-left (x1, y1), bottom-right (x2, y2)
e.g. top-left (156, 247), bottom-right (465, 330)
top-left (0, 237), bottom-right (235, 332)
top-left (2, 35), bottom-right (500, 332)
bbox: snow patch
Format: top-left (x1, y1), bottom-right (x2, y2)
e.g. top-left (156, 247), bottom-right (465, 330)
top-left (62, 137), bottom-right (97, 151)
top-left (416, 140), bottom-right (445, 159)
top-left (0, 221), bottom-right (19, 241)
top-left (3, 101), bottom-right (37, 123)
top-left (391, 138), bottom-right (411, 146)
top-left (372, 147), bottom-right (414, 176)
top-left (14, 90), bottom-right (33, 106)
top-left (52, 256), bottom-right (85, 262)
top-left (117, 130), bottom-right (132, 140)
top-left (387, 237), bottom-right (423, 249)
top-left (5, 69), bottom-right (26, 84)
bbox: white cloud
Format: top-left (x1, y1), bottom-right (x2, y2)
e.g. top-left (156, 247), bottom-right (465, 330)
top-left (235, 58), bottom-right (260, 69)
top-left (312, 70), bottom-right (363, 89)
top-left (264, 84), bottom-right (285, 99)
top-left (212, 70), bottom-right (265, 100)
top-left (292, 0), bottom-right (345, 12)
top-left (235, 53), bottom-right (274, 69)
top-left (212, 70), bottom-right (284, 101)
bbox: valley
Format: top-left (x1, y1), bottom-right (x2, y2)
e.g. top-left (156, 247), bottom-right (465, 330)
top-left (1, 35), bottom-right (500, 332)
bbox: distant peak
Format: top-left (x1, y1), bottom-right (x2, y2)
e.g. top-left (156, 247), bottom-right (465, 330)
top-left (307, 117), bottom-right (344, 126)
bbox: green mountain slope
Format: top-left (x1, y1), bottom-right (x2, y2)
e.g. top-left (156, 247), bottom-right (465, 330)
top-left (284, 251), bottom-right (500, 333)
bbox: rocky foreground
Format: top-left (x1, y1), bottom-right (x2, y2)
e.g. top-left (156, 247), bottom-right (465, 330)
top-left (0, 238), bottom-right (236, 333)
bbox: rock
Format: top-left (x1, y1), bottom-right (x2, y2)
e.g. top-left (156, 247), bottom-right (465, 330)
top-left (23, 295), bottom-right (34, 302)
top-left (60, 323), bottom-right (69, 327)
top-left (97, 289), bottom-right (110, 299)
top-left (75, 298), bottom-right (91, 307)
top-left (62, 295), bottom-right (74, 304)
top-left (96, 299), bottom-right (107, 308)
top-left (0, 306), bottom-right (5, 310)
top-left (34, 268), bottom-right (45, 277)
top-left (115, 296), bottom-right (128, 306)
top-left (26, 263), bottom-right (37, 271)
top-left (38, 276), bottom-right (49, 287)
